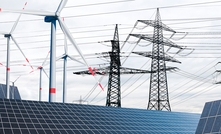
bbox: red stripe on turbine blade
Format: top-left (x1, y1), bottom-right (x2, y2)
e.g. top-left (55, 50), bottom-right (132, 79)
top-left (0, 8), bottom-right (2, 12)
top-left (98, 83), bottom-right (104, 91)
top-left (40, 88), bottom-right (42, 90)
top-left (26, 58), bottom-right (29, 62)
top-left (7, 68), bottom-right (10, 71)
top-left (29, 70), bottom-right (34, 74)
top-left (88, 67), bottom-right (95, 76)
top-left (23, 2), bottom-right (27, 10)
top-left (50, 88), bottom-right (56, 93)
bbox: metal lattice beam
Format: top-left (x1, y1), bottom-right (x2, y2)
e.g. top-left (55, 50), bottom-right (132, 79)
top-left (132, 51), bottom-right (181, 63)
top-left (130, 34), bottom-right (183, 49)
top-left (138, 20), bottom-right (176, 33)
top-left (73, 66), bottom-right (151, 75)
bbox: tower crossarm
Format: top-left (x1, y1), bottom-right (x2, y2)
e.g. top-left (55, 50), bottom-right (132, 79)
top-left (95, 52), bottom-right (127, 59)
top-left (165, 66), bottom-right (179, 72)
top-left (133, 51), bottom-right (181, 63)
top-left (119, 67), bottom-right (151, 74)
top-left (95, 52), bottom-right (110, 58)
top-left (150, 66), bottom-right (178, 73)
top-left (162, 37), bottom-right (183, 49)
top-left (73, 66), bottom-right (151, 75)
top-left (138, 20), bottom-right (176, 33)
top-left (73, 67), bottom-right (109, 75)
top-left (130, 34), bottom-right (183, 49)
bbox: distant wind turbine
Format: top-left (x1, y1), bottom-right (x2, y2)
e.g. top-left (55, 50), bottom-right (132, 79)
top-left (0, 2), bottom-right (33, 99)
top-left (37, 51), bottom-right (50, 101)
top-left (56, 35), bottom-right (85, 103)
top-left (0, 0), bottom-right (103, 102)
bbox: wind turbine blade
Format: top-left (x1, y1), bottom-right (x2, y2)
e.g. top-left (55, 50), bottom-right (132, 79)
top-left (0, 9), bottom-right (55, 16)
top-left (56, 0), bottom-right (68, 14)
top-left (43, 68), bottom-right (49, 78)
top-left (0, 31), bottom-right (7, 35)
top-left (57, 17), bottom-right (89, 66)
top-left (56, 55), bottom-right (64, 61)
top-left (64, 34), bottom-right (68, 54)
top-left (11, 35), bottom-right (34, 70)
top-left (67, 55), bottom-right (85, 65)
top-left (0, 62), bottom-right (6, 67)
top-left (58, 17), bottom-right (104, 91)
top-left (10, 2), bottom-right (28, 34)
top-left (10, 14), bottom-right (22, 34)
top-left (42, 51), bottom-right (50, 66)
top-left (14, 75), bottom-right (21, 83)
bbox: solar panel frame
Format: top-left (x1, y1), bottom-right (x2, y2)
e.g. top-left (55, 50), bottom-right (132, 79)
top-left (195, 100), bottom-right (221, 134)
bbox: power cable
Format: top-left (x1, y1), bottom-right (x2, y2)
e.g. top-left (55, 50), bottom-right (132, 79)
top-left (65, 0), bottom-right (135, 8)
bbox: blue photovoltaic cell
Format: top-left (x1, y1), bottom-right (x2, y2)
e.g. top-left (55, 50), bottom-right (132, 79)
top-left (0, 99), bottom-right (200, 134)
top-left (212, 116), bottom-right (221, 133)
top-left (209, 101), bottom-right (220, 116)
top-left (195, 100), bottom-right (221, 134)
top-left (195, 118), bottom-right (207, 134)
top-left (204, 117), bottom-right (215, 133)
top-left (201, 102), bottom-right (212, 118)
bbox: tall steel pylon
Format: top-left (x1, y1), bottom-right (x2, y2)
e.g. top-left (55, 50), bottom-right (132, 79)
top-left (106, 24), bottom-right (121, 107)
top-left (73, 24), bottom-right (151, 107)
top-left (131, 8), bottom-right (183, 111)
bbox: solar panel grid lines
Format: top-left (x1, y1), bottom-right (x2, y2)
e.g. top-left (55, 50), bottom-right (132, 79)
top-left (195, 100), bottom-right (221, 134)
top-left (0, 98), bottom-right (199, 134)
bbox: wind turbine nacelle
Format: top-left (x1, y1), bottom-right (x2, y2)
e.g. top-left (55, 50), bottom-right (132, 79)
top-left (4, 34), bottom-right (11, 38)
top-left (44, 16), bottom-right (57, 23)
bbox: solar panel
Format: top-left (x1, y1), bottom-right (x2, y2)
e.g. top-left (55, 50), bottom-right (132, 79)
top-left (195, 100), bottom-right (221, 134)
top-left (0, 84), bottom-right (21, 100)
top-left (0, 99), bottom-right (199, 134)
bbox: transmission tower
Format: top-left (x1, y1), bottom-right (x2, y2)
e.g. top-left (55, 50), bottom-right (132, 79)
top-left (73, 24), bottom-right (151, 107)
top-left (130, 8), bottom-right (183, 111)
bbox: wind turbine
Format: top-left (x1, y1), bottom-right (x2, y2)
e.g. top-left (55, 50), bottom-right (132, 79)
top-left (14, 51), bottom-right (50, 101)
top-left (10, 75), bottom-right (21, 100)
top-left (0, 0), bottom-right (103, 102)
top-left (37, 51), bottom-right (50, 101)
top-left (56, 34), bottom-right (85, 103)
top-left (0, 2), bottom-right (33, 99)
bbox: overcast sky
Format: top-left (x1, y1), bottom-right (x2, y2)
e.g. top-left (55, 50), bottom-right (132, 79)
top-left (0, 0), bottom-right (221, 113)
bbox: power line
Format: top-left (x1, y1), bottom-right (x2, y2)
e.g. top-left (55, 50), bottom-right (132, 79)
top-left (172, 84), bottom-right (219, 106)
top-left (1, 1), bottom-right (221, 25)
top-left (65, 0), bottom-right (135, 8)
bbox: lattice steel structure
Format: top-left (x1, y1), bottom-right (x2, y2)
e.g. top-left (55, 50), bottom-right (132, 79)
top-left (131, 8), bottom-right (183, 111)
top-left (105, 24), bottom-right (121, 107)
top-left (74, 24), bottom-right (151, 107)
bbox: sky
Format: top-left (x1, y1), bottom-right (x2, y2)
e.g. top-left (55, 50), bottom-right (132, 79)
top-left (0, 0), bottom-right (221, 113)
